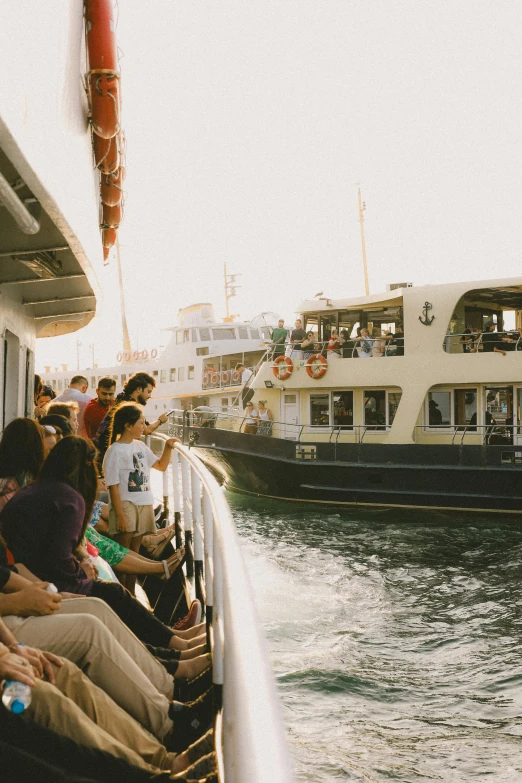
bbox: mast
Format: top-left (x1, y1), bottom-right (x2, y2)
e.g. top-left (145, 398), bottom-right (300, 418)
top-left (358, 187), bottom-right (370, 296)
top-left (116, 238), bottom-right (132, 354)
top-left (224, 262), bottom-right (240, 322)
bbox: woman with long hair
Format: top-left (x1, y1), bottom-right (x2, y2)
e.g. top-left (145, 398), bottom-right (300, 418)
top-left (0, 418), bottom-right (45, 513)
top-left (0, 437), bottom-right (209, 669)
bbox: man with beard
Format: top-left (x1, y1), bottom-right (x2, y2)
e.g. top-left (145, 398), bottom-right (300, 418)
top-left (84, 376), bottom-right (117, 439)
top-left (95, 373), bottom-right (168, 471)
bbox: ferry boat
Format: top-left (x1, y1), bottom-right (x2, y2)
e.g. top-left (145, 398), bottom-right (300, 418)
top-left (183, 276), bottom-right (522, 514)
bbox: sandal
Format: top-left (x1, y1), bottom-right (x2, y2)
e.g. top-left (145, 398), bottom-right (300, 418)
top-left (142, 525), bottom-right (175, 549)
top-left (147, 529), bottom-right (177, 560)
top-left (160, 549), bottom-right (185, 580)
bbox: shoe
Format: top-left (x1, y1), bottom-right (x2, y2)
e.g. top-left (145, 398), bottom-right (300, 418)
top-left (146, 643), bottom-right (181, 661)
top-left (173, 600), bottom-right (202, 630)
top-left (173, 666), bottom-right (213, 703)
top-left (168, 687), bottom-right (214, 753)
top-left (158, 657), bottom-right (182, 676)
top-left (147, 531), bottom-right (177, 560)
top-left (185, 727), bottom-right (214, 765)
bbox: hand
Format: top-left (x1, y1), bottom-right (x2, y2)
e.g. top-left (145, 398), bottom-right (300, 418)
top-left (10, 644), bottom-right (63, 684)
top-left (80, 559), bottom-right (98, 580)
top-left (166, 437), bottom-right (180, 449)
top-left (97, 477), bottom-right (107, 492)
top-left (116, 515), bottom-right (128, 533)
top-left (15, 582), bottom-right (62, 617)
top-left (158, 413), bottom-right (168, 424)
top-left (0, 648), bottom-right (36, 688)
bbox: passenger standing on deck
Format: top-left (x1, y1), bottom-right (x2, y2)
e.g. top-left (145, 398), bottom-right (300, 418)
top-left (84, 376), bottom-right (117, 439)
top-left (256, 401), bottom-right (273, 436)
top-left (52, 375), bottom-right (92, 436)
top-left (354, 328), bottom-right (373, 359)
top-left (481, 322), bottom-right (506, 355)
top-left (235, 362), bottom-right (254, 408)
top-left (241, 402), bottom-right (258, 434)
top-left (270, 319), bottom-right (288, 358)
top-left (290, 319), bottom-right (307, 360)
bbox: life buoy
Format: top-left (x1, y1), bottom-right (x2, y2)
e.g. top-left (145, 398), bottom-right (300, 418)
top-left (101, 168), bottom-right (123, 207)
top-left (102, 227), bottom-right (117, 249)
top-left (305, 353), bottom-right (328, 379)
top-left (151, 348), bottom-right (158, 359)
top-left (124, 351), bottom-right (131, 362)
top-left (141, 349), bottom-right (149, 360)
top-left (202, 373), bottom-right (210, 389)
top-left (116, 352), bottom-right (122, 362)
top-left (102, 201), bottom-right (122, 228)
top-left (211, 372), bottom-right (220, 388)
top-left (272, 355), bottom-right (293, 381)
top-left (222, 370), bottom-right (230, 385)
top-left (231, 370), bottom-right (241, 384)
top-left (93, 133), bottom-right (119, 173)
top-left (133, 350), bottom-right (140, 360)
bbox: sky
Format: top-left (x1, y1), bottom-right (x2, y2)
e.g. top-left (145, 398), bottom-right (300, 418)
top-left (37, 1), bottom-right (522, 372)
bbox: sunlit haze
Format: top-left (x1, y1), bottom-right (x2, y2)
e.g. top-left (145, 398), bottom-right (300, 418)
top-left (37, 1), bottom-right (521, 372)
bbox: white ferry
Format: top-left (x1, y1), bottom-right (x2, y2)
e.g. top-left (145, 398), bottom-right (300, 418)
top-left (184, 276), bottom-right (522, 514)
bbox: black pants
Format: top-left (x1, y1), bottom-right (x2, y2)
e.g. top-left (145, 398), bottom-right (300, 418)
top-left (91, 580), bottom-right (173, 648)
top-left (0, 710), bottom-right (169, 783)
top-left (241, 387), bottom-right (255, 408)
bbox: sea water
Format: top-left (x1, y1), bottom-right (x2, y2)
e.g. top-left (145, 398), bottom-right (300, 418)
top-left (227, 494), bottom-right (522, 782)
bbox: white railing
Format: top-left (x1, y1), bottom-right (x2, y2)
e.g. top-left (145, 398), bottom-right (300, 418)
top-left (147, 432), bottom-right (294, 783)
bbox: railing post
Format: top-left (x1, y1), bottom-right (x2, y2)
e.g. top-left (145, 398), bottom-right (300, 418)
top-left (202, 490), bottom-right (214, 646)
top-left (181, 456), bottom-right (194, 578)
top-left (162, 467), bottom-right (169, 523)
top-left (213, 522), bottom-right (224, 712)
top-left (171, 449), bottom-right (182, 549)
top-left (191, 466), bottom-right (205, 613)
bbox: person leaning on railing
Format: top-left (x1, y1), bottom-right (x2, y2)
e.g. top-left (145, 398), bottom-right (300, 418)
top-left (269, 318), bottom-right (288, 358)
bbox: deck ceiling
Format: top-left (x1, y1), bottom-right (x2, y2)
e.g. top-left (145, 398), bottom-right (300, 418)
top-left (0, 148), bottom-right (96, 336)
top-left (463, 286), bottom-right (522, 311)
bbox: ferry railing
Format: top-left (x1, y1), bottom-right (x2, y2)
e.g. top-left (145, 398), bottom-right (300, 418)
top-left (146, 432), bottom-right (295, 783)
top-left (443, 331), bottom-right (522, 353)
top-left (269, 337), bottom-right (402, 359)
top-left (414, 423), bottom-right (517, 445)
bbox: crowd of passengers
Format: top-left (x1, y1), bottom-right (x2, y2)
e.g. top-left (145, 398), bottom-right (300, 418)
top-left (269, 318), bottom-right (405, 359)
top-left (0, 371), bottom-right (218, 782)
top-left (459, 322), bottom-right (522, 355)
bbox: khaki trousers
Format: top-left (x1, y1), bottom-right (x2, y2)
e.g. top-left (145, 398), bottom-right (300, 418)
top-left (27, 657), bottom-right (175, 773)
top-left (3, 597), bottom-right (174, 739)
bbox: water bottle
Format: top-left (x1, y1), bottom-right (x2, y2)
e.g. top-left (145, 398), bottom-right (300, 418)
top-left (46, 583), bottom-right (58, 594)
top-left (2, 681), bottom-right (32, 714)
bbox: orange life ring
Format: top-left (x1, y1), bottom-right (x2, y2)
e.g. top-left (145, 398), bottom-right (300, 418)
top-left (202, 373), bottom-right (210, 389)
top-left (102, 227), bottom-right (117, 249)
top-left (123, 351), bottom-right (131, 361)
top-left (222, 370), bottom-right (230, 385)
top-left (116, 352), bottom-right (123, 362)
top-left (231, 370), bottom-right (241, 384)
top-left (133, 350), bottom-right (140, 360)
top-left (211, 372), bottom-right (220, 388)
top-left (306, 353), bottom-right (328, 379)
top-left (273, 355), bottom-right (293, 381)
top-left (141, 349), bottom-right (149, 360)
top-left (101, 168), bottom-right (123, 207)
top-left (151, 348), bottom-right (158, 359)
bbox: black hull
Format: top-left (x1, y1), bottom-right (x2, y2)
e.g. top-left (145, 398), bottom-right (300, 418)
top-left (188, 427), bottom-right (522, 514)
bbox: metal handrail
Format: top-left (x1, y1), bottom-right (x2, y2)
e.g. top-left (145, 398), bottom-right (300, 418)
top-left (147, 433), bottom-right (294, 783)
top-left (443, 331), bottom-right (522, 352)
top-left (269, 336), bottom-right (401, 359)
top-left (415, 423), bottom-right (517, 445)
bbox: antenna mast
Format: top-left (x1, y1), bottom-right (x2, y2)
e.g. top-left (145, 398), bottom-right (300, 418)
top-left (116, 239), bottom-right (132, 354)
top-left (224, 262), bottom-right (241, 322)
top-left (358, 187), bottom-right (370, 296)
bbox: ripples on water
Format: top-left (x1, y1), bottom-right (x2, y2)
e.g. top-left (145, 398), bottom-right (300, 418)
top-left (227, 494), bottom-right (522, 782)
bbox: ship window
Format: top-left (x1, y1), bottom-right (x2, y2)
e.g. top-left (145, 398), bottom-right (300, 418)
top-left (188, 366), bottom-right (194, 379)
top-left (2, 330), bottom-right (20, 427)
top-left (364, 390), bottom-right (386, 429)
top-left (199, 328), bottom-right (210, 341)
top-left (388, 392), bottom-right (402, 426)
top-left (426, 391), bottom-right (452, 428)
top-left (160, 369), bottom-right (167, 384)
top-left (170, 368), bottom-right (176, 382)
top-left (260, 326), bottom-right (271, 340)
top-left (249, 328), bottom-right (260, 339)
top-left (310, 394), bottom-right (330, 426)
top-left (184, 330), bottom-right (190, 343)
top-left (51, 379), bottom-right (57, 389)
top-left (153, 370), bottom-right (159, 377)
top-left (64, 379), bottom-right (69, 388)
top-left (176, 331), bottom-right (183, 344)
top-left (238, 327), bottom-right (249, 339)
top-left (121, 374), bottom-right (126, 384)
top-left (454, 388), bottom-right (477, 430)
top-left (212, 328), bottom-right (236, 340)
top-left (178, 367), bottom-right (185, 382)
top-left (332, 391), bottom-right (353, 429)
top-left (196, 347), bottom-right (209, 356)
top-left (221, 397), bottom-right (229, 411)
top-left (192, 329), bottom-right (197, 342)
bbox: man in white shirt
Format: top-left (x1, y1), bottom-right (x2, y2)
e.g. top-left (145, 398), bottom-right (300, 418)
top-left (53, 375), bottom-right (92, 436)
top-left (235, 363), bottom-right (254, 409)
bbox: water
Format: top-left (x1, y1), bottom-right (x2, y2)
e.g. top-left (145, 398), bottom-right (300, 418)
top-left (227, 494), bottom-right (522, 782)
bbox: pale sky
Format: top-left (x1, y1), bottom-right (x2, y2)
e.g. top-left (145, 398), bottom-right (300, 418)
top-left (37, 1), bottom-right (522, 372)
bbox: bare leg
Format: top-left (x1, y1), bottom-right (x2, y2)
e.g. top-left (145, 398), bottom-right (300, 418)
top-left (169, 633), bottom-right (206, 651)
top-left (179, 643), bottom-right (207, 660)
top-left (175, 654), bottom-right (211, 680)
top-left (171, 622), bottom-right (206, 640)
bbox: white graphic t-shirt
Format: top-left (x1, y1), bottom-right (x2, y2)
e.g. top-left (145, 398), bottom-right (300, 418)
top-left (103, 440), bottom-right (157, 506)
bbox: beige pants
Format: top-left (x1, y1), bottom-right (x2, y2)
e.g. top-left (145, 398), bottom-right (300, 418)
top-left (28, 657), bottom-right (175, 773)
top-left (3, 597), bottom-right (173, 739)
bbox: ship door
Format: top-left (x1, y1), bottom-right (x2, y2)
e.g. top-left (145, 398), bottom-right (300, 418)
top-left (515, 387), bottom-right (522, 446)
top-left (281, 393), bottom-right (299, 440)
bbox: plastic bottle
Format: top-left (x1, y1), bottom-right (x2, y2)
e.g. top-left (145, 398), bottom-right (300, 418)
top-left (2, 681), bottom-right (32, 714)
top-left (46, 583), bottom-right (58, 594)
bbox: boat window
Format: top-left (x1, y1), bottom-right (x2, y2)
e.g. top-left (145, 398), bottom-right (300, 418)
top-left (221, 397), bottom-right (229, 411)
top-left (310, 394), bottom-right (330, 426)
top-left (183, 330), bottom-right (190, 343)
top-left (196, 347), bottom-right (209, 356)
top-left (2, 330), bottom-right (20, 427)
top-left (364, 390), bottom-right (386, 429)
top-left (238, 326), bottom-right (249, 339)
top-left (199, 328), bottom-right (210, 341)
top-left (191, 329), bottom-right (198, 342)
top-left (170, 368), bottom-right (176, 382)
top-left (249, 328), bottom-right (260, 339)
top-left (178, 367), bottom-right (185, 381)
top-left (443, 284), bottom-right (522, 352)
top-left (260, 326), bottom-right (271, 340)
top-left (153, 370), bottom-right (158, 377)
top-left (388, 391), bottom-right (402, 425)
top-left (212, 328), bottom-right (236, 340)
top-left (332, 391), bottom-right (353, 429)
top-left (188, 366), bottom-right (194, 379)
top-left (454, 389), bottom-right (477, 430)
top-left (176, 331), bottom-right (183, 344)
top-left (426, 391), bottom-right (452, 427)
top-left (160, 369), bottom-right (167, 384)
top-left (64, 378), bottom-right (69, 388)
top-left (51, 379), bottom-right (57, 389)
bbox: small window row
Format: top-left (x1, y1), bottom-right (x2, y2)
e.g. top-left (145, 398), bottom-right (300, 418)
top-left (174, 327), bottom-right (263, 344)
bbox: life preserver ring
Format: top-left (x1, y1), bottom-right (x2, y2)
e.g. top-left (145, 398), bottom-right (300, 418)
top-left (211, 372), bottom-right (220, 388)
top-left (116, 352), bottom-right (123, 362)
top-left (273, 355), bottom-right (293, 381)
top-left (222, 370), bottom-right (230, 385)
top-left (151, 348), bottom-right (158, 359)
top-left (202, 373), bottom-right (210, 389)
top-left (306, 353), bottom-right (327, 379)
top-left (124, 351), bottom-right (131, 362)
top-left (141, 349), bottom-right (148, 360)
top-left (133, 350), bottom-right (140, 360)
top-left (231, 370), bottom-right (241, 384)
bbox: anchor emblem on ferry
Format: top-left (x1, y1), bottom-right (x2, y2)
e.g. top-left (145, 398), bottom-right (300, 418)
top-left (419, 301), bottom-right (434, 326)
